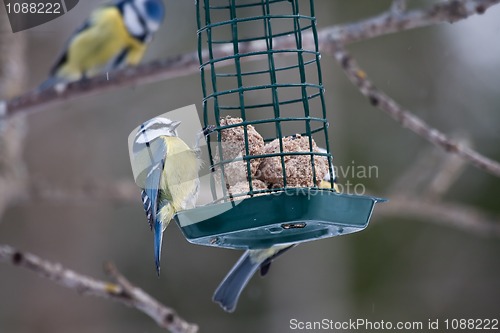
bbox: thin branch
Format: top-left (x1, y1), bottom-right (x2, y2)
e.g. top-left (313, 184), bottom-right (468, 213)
top-left (424, 143), bottom-right (469, 200)
top-left (0, 244), bottom-right (198, 333)
top-left (381, 143), bottom-right (500, 238)
top-left (1, 53), bottom-right (201, 118)
top-left (329, 45), bottom-right (500, 178)
top-left (375, 198), bottom-right (500, 238)
top-left (322, 0), bottom-right (499, 45)
top-left (2, 0), bottom-right (498, 119)
top-left (388, 147), bottom-right (446, 197)
top-left (389, 137), bottom-right (470, 199)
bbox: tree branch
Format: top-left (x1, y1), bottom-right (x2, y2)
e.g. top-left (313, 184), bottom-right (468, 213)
top-left (328, 45), bottom-right (500, 178)
top-left (0, 244), bottom-right (198, 333)
top-left (388, 142), bottom-right (469, 199)
top-left (375, 198), bottom-right (500, 238)
top-left (321, 0), bottom-right (499, 45)
top-left (2, 0), bottom-right (498, 119)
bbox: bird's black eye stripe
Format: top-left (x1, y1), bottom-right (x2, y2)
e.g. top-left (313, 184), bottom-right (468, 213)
top-left (129, 0), bottom-right (149, 41)
top-left (139, 124), bottom-right (151, 147)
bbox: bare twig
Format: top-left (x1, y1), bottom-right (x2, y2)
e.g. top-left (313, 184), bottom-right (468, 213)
top-left (2, 0), bottom-right (498, 119)
top-left (388, 147), bottom-right (445, 197)
top-left (324, 0), bottom-right (499, 45)
top-left (1, 53), bottom-right (201, 118)
top-left (0, 245), bottom-right (198, 333)
top-left (389, 137), bottom-right (470, 199)
top-left (375, 198), bottom-right (500, 238)
top-left (329, 45), bottom-right (500, 178)
top-left (425, 144), bottom-right (469, 200)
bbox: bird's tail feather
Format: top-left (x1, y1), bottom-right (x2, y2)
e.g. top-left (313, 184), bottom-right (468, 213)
top-left (153, 219), bottom-right (163, 277)
top-left (213, 250), bottom-right (260, 313)
top-left (38, 77), bottom-right (63, 91)
top-left (153, 203), bottom-right (175, 276)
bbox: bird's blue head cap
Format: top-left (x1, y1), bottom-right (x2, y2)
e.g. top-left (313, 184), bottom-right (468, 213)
top-left (135, 117), bottom-right (181, 145)
top-left (144, 0), bottom-right (165, 23)
top-left (128, 0), bottom-right (165, 33)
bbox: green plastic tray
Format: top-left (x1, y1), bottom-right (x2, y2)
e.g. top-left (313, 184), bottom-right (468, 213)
top-left (174, 189), bottom-right (385, 249)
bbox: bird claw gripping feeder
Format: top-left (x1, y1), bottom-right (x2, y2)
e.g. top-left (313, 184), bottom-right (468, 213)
top-left (174, 0), bottom-right (385, 249)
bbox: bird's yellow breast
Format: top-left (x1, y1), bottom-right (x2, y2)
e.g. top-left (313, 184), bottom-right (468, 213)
top-left (57, 7), bottom-right (144, 79)
top-left (160, 137), bottom-right (201, 211)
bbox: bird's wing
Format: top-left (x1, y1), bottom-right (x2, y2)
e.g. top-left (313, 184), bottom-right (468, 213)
top-left (140, 189), bottom-right (153, 229)
top-left (108, 42), bottom-right (147, 71)
top-left (48, 19), bottom-right (92, 77)
top-left (142, 160), bottom-right (164, 230)
top-left (48, 3), bottom-right (134, 81)
top-left (123, 43), bottom-right (147, 66)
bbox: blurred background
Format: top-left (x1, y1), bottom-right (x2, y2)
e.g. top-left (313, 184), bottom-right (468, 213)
top-left (1, 0), bottom-right (500, 332)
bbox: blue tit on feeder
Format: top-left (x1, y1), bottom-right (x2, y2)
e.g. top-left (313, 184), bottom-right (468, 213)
top-left (41, 0), bottom-right (165, 88)
top-left (213, 244), bottom-right (295, 313)
top-left (319, 179), bottom-right (340, 192)
top-left (317, 152), bottom-right (340, 192)
top-left (132, 117), bottom-right (202, 276)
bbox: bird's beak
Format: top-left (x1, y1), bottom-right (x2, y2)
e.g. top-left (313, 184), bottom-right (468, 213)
top-left (171, 121), bottom-right (182, 130)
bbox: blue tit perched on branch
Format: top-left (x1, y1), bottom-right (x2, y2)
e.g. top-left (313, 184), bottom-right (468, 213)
top-left (42, 0), bottom-right (165, 87)
top-left (213, 244), bottom-right (295, 312)
top-left (132, 117), bottom-right (202, 276)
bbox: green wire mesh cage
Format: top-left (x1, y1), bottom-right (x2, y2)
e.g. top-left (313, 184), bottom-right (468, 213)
top-left (174, 0), bottom-right (385, 250)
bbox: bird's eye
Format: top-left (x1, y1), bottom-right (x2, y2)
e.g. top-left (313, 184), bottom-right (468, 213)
top-left (144, 0), bottom-right (165, 22)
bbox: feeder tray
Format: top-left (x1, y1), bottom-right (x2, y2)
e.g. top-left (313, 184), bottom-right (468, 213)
top-left (175, 190), bottom-right (385, 249)
top-left (179, 0), bottom-right (386, 249)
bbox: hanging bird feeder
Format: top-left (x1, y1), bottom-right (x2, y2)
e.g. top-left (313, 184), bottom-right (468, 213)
top-left (174, 0), bottom-right (385, 250)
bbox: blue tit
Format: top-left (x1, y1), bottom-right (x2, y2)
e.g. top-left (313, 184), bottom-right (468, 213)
top-left (317, 146), bottom-right (340, 192)
top-left (133, 117), bottom-right (202, 276)
top-left (42, 0), bottom-right (165, 87)
top-left (319, 174), bottom-right (340, 192)
top-left (213, 244), bottom-right (295, 312)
